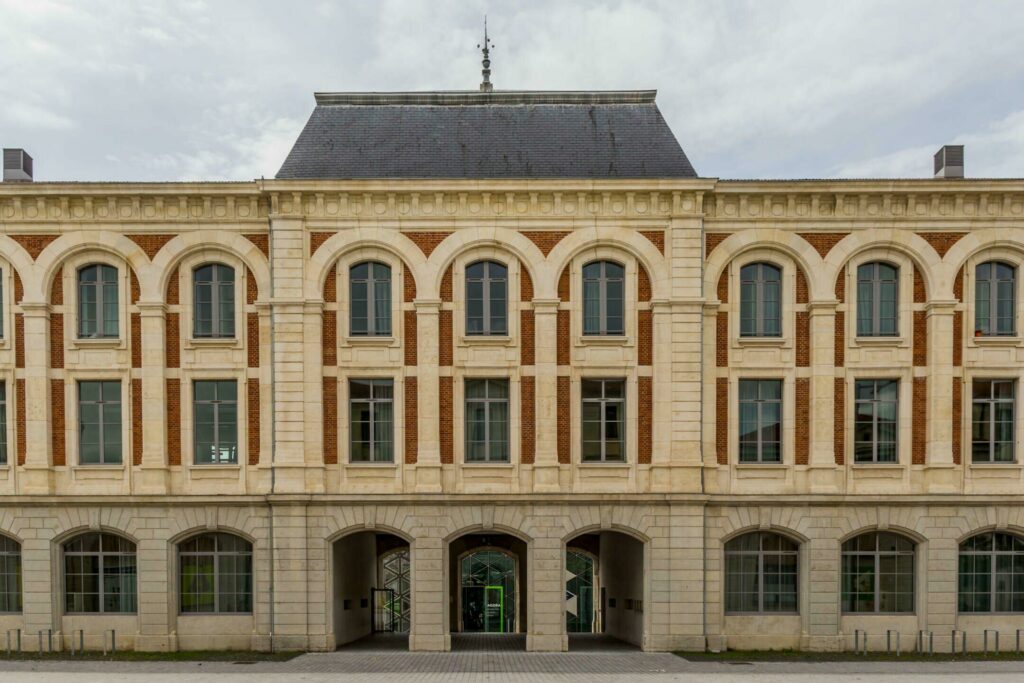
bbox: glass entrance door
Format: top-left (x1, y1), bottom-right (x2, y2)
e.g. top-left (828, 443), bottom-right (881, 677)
top-left (460, 550), bottom-right (515, 633)
top-left (566, 549), bottom-right (596, 632)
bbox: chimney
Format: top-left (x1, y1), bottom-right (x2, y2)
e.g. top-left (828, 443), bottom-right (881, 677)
top-left (3, 149), bottom-right (33, 182)
top-left (934, 145), bottom-right (964, 179)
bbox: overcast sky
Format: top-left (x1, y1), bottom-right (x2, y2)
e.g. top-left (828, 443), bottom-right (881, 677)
top-left (2, 0), bottom-right (1022, 182)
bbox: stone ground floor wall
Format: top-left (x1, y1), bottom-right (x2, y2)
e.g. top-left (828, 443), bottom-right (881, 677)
top-left (0, 497), bottom-right (1020, 652)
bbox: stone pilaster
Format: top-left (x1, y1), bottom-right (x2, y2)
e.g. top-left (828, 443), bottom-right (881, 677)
top-left (136, 302), bottom-right (168, 493)
top-left (413, 300), bottom-right (442, 492)
top-left (530, 298), bottom-right (560, 492)
top-left (20, 303), bottom-right (51, 494)
top-left (807, 301), bottom-right (839, 491)
top-left (926, 301), bottom-right (957, 490)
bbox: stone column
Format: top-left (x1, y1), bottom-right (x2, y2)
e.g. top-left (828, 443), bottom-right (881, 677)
top-left (526, 536), bottom-right (566, 651)
top-left (659, 300), bottom-right (703, 491)
top-left (136, 302), bottom-right (168, 494)
top-left (409, 533), bottom-right (446, 650)
top-left (802, 535), bottom-right (842, 650)
top-left (807, 302), bottom-right (840, 492)
top-left (414, 300), bottom-right (442, 492)
top-left (530, 299), bottom-right (560, 492)
top-left (270, 502), bottom-right (310, 650)
top-left (19, 534), bottom-right (56, 651)
top-left (926, 301), bottom-right (957, 491)
top-left (135, 535), bottom-right (172, 651)
top-left (20, 303), bottom-right (52, 494)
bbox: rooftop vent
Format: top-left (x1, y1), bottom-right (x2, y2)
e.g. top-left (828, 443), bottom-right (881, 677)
top-left (3, 149), bottom-right (33, 182)
top-left (934, 145), bottom-right (964, 179)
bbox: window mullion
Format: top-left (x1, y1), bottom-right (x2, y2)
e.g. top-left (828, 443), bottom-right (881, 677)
top-left (482, 270), bottom-right (491, 335)
top-left (873, 274), bottom-right (881, 335)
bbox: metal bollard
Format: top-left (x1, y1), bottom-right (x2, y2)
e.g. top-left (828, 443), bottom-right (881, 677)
top-left (69, 629), bottom-right (84, 656)
top-left (5, 629), bottom-right (20, 655)
top-left (36, 629), bottom-right (52, 654)
top-left (1017, 629), bottom-right (1022, 654)
top-left (854, 629), bottom-right (868, 655)
top-left (102, 629), bottom-right (116, 655)
top-left (984, 629), bottom-right (999, 654)
top-left (952, 629), bottom-right (967, 654)
top-left (887, 629), bottom-right (901, 656)
top-left (917, 630), bottom-right (933, 655)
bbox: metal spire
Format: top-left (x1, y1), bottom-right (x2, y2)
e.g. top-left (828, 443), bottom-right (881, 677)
top-left (478, 16), bottom-right (494, 92)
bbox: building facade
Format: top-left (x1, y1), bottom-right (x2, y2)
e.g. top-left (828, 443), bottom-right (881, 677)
top-left (0, 91), bottom-right (1023, 653)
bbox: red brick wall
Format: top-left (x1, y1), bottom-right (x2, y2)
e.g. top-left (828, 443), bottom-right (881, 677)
top-left (912, 377), bottom-right (927, 465)
top-left (716, 312), bottom-right (729, 367)
top-left (520, 310), bottom-right (535, 365)
top-left (557, 376), bottom-right (570, 464)
top-left (638, 310), bottom-right (653, 366)
top-left (15, 379), bottom-right (25, 466)
top-left (834, 311), bottom-right (845, 367)
top-left (323, 263), bottom-right (338, 303)
top-left (439, 310), bottom-right (453, 366)
top-left (796, 269), bottom-right (809, 304)
top-left (50, 270), bottom-right (63, 305)
top-left (953, 266), bottom-right (964, 301)
top-left (14, 314), bottom-right (24, 369)
top-left (245, 266), bottom-right (257, 305)
top-left (404, 377), bottom-right (417, 464)
top-left (405, 231), bottom-right (452, 258)
top-left (126, 234), bottom-right (174, 259)
top-left (130, 313), bottom-right (141, 369)
top-left (796, 312), bottom-right (810, 367)
top-left (12, 234), bottom-right (57, 260)
top-left (403, 264), bottom-right (417, 302)
top-left (50, 313), bottom-right (64, 369)
top-left (247, 379), bottom-right (260, 465)
top-left (404, 311), bottom-right (417, 366)
top-left (322, 310), bottom-right (337, 367)
top-left (952, 377), bottom-right (962, 464)
top-left (520, 230), bottom-right (569, 256)
top-left (132, 378), bottom-right (142, 466)
top-left (520, 376), bottom-right (535, 465)
top-left (913, 266), bottom-right (926, 303)
top-left (834, 378), bottom-right (845, 465)
top-left (51, 379), bottom-right (65, 466)
top-left (520, 263), bottom-right (534, 302)
top-left (835, 266), bottom-right (846, 302)
top-left (439, 376), bottom-right (453, 464)
top-left (166, 270), bottom-right (179, 304)
top-left (243, 233), bottom-right (269, 257)
top-left (795, 378), bottom-right (810, 465)
top-left (705, 233), bottom-right (732, 257)
top-left (166, 378), bottom-right (180, 466)
top-left (638, 376), bottom-right (652, 465)
top-left (640, 230), bottom-right (665, 254)
top-left (797, 232), bottom-right (849, 258)
top-left (717, 270), bottom-right (729, 303)
top-left (556, 310), bottom-right (570, 366)
top-left (716, 378), bottom-right (728, 465)
top-left (638, 266), bottom-right (652, 302)
top-left (165, 312), bottom-right (180, 368)
top-left (440, 265), bottom-right (453, 302)
top-left (247, 313), bottom-right (260, 368)
top-left (916, 231), bottom-right (966, 258)
top-left (557, 266), bottom-right (570, 301)
top-left (953, 310), bottom-right (963, 367)
top-left (310, 231), bottom-right (333, 256)
top-left (913, 311), bottom-right (927, 366)
top-left (322, 377), bottom-right (337, 465)
top-left (130, 268), bottom-right (141, 304)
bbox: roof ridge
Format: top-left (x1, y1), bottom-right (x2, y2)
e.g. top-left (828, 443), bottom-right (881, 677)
top-left (313, 90), bottom-right (657, 106)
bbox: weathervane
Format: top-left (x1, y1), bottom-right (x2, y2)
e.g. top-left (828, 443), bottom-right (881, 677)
top-left (478, 16), bottom-right (494, 92)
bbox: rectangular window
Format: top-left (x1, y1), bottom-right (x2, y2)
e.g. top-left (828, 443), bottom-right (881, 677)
top-left (854, 379), bottom-right (899, 463)
top-left (465, 379), bottom-right (509, 462)
top-left (78, 380), bottom-right (122, 465)
top-left (0, 383), bottom-right (6, 465)
top-left (581, 378), bottom-right (626, 462)
top-left (738, 379), bottom-right (782, 463)
top-left (193, 264), bottom-right (235, 338)
top-left (0, 269), bottom-right (4, 338)
top-left (349, 379), bottom-right (394, 463)
top-left (193, 380), bottom-right (238, 464)
top-left (972, 379), bottom-right (1015, 463)
top-left (78, 264), bottom-right (119, 339)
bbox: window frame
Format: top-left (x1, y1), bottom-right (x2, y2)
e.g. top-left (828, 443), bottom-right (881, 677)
top-left (193, 380), bottom-right (239, 465)
top-left (580, 378), bottom-right (627, 463)
top-left (841, 531), bottom-right (916, 614)
top-left (349, 261), bottom-right (392, 337)
top-left (739, 262), bottom-right (782, 338)
top-left (77, 263), bottom-right (119, 339)
top-left (975, 261), bottom-right (1017, 337)
top-left (177, 532), bottom-right (253, 615)
top-left (737, 379), bottom-right (783, 464)
top-left (62, 532), bottom-right (137, 615)
top-left (582, 260), bottom-right (625, 336)
top-left (465, 260), bottom-right (508, 336)
top-left (856, 261), bottom-right (900, 337)
top-left (958, 532), bottom-right (1024, 614)
top-left (348, 378), bottom-right (395, 463)
top-left (77, 380), bottom-right (123, 465)
top-left (464, 378), bottom-right (510, 463)
top-left (192, 263), bottom-right (236, 339)
top-left (723, 532), bottom-right (799, 614)
top-left (853, 379), bottom-right (900, 464)
top-left (0, 535), bottom-right (21, 614)
top-left (971, 379), bottom-right (1016, 464)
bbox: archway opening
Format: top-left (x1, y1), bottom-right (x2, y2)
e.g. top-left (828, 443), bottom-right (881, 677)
top-left (332, 531), bottom-right (410, 651)
top-left (448, 532), bottom-right (527, 651)
top-left (566, 531), bottom-right (644, 651)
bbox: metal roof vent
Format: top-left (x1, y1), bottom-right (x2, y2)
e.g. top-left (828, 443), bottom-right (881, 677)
top-left (934, 145), bottom-right (964, 179)
top-left (3, 149), bottom-right (33, 182)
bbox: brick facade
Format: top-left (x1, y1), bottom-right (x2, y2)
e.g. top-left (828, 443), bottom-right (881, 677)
top-left (50, 379), bottom-right (65, 467)
top-left (716, 378), bottom-right (728, 465)
top-left (795, 377), bottom-right (809, 465)
top-left (556, 376), bottom-right (570, 465)
top-left (439, 376), bottom-right (453, 464)
top-left (520, 376), bottom-right (535, 465)
top-left (404, 377), bottom-right (417, 464)
top-left (638, 376), bottom-right (652, 465)
top-left (322, 378), bottom-right (337, 465)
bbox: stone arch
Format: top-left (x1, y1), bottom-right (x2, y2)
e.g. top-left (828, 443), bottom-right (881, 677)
top-left (323, 522), bottom-right (415, 547)
top-left (307, 228), bottom-right (427, 301)
top-left (837, 524), bottom-right (927, 547)
top-left (827, 230), bottom-right (945, 301)
top-left (426, 227), bottom-right (548, 301)
top-left (0, 237), bottom-right (36, 302)
top-left (955, 524), bottom-right (1024, 545)
top-left (720, 524), bottom-right (809, 546)
top-left (547, 226), bottom-right (668, 301)
top-left (168, 524), bottom-right (258, 548)
top-left (704, 229), bottom-right (824, 302)
top-left (941, 228), bottom-right (1024, 290)
top-left (443, 523), bottom-right (534, 545)
top-left (561, 523), bottom-right (651, 545)
top-left (51, 524), bottom-right (140, 548)
top-left (31, 231), bottom-right (151, 305)
top-left (148, 232), bottom-right (270, 303)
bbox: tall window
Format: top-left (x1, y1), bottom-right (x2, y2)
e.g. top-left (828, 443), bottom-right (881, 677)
top-left (582, 261), bottom-right (624, 336)
top-left (465, 379), bottom-right (509, 463)
top-left (466, 261), bottom-right (507, 336)
top-left (0, 536), bottom-right (21, 613)
top-left (179, 532), bottom-right (252, 614)
top-left (194, 380), bottom-right (238, 464)
top-left (724, 532), bottom-right (798, 613)
top-left (854, 379), bottom-right (899, 463)
top-left (0, 382), bottom-right (7, 465)
top-left (738, 379), bottom-right (782, 463)
top-left (959, 532), bottom-right (1024, 613)
top-left (193, 264), bottom-right (235, 338)
top-left (0, 268), bottom-right (5, 338)
top-left (78, 264), bottom-right (118, 338)
top-left (972, 379), bottom-right (1015, 463)
top-left (976, 261), bottom-right (1016, 336)
top-left (63, 533), bottom-right (137, 614)
top-left (740, 263), bottom-right (781, 337)
top-left (350, 262), bottom-right (391, 336)
top-left (857, 262), bottom-right (899, 337)
top-left (349, 379), bottom-right (394, 463)
top-left (78, 380), bottom-right (122, 465)
top-left (841, 531), bottom-right (915, 613)
top-left (581, 378), bottom-right (626, 462)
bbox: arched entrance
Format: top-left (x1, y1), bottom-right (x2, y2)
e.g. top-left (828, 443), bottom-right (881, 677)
top-left (448, 532), bottom-right (527, 650)
top-left (331, 531), bottom-right (411, 650)
top-left (566, 531), bottom-right (644, 650)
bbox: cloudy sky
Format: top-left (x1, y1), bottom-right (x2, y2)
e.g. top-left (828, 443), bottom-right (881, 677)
top-left (1, 0), bottom-right (1022, 181)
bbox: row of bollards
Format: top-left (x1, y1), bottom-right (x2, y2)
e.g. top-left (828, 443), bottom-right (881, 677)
top-left (4, 629), bottom-right (116, 655)
top-left (854, 628), bottom-right (1024, 654)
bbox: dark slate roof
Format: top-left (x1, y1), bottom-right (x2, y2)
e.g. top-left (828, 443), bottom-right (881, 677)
top-left (276, 90), bottom-right (697, 179)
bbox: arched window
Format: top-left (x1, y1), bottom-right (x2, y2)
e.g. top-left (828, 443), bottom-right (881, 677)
top-left (724, 532), bottom-right (798, 613)
top-left (582, 261), bottom-right (624, 336)
top-left (350, 262), bottom-right (391, 336)
top-left (465, 260), bottom-right (507, 335)
top-left (63, 532), bottom-right (136, 614)
top-left (78, 264), bottom-right (119, 338)
top-left (179, 532), bottom-right (252, 614)
top-left (740, 263), bottom-right (781, 337)
top-left (193, 264), bottom-right (235, 338)
top-left (0, 535), bottom-right (21, 613)
top-left (857, 262), bottom-right (899, 337)
top-left (976, 261), bottom-right (1016, 337)
top-left (841, 531), bottom-right (915, 613)
top-left (959, 531), bottom-right (1024, 613)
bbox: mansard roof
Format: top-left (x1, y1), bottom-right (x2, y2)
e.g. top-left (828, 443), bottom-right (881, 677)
top-left (276, 90), bottom-right (697, 180)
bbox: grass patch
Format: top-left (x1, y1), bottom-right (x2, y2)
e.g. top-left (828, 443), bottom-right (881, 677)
top-left (676, 648), bottom-right (1024, 662)
top-left (0, 650), bottom-right (301, 662)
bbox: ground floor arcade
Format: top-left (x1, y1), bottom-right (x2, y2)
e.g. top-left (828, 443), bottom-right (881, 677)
top-left (0, 497), bottom-right (1022, 653)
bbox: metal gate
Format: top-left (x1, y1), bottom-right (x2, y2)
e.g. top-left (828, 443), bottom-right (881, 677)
top-left (371, 588), bottom-right (398, 633)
